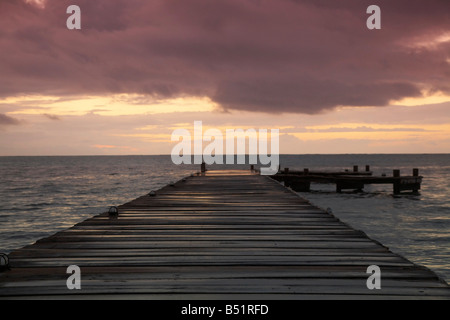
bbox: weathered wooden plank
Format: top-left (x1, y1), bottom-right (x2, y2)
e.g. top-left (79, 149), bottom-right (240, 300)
top-left (2, 278), bottom-right (448, 292)
top-left (9, 249), bottom-right (398, 259)
top-left (33, 236), bottom-right (373, 244)
top-left (76, 218), bottom-right (347, 226)
top-left (25, 240), bottom-right (385, 249)
top-left (62, 227), bottom-right (360, 234)
top-left (69, 225), bottom-right (353, 232)
top-left (1, 280), bottom-right (449, 298)
top-left (2, 293), bottom-right (446, 300)
top-left (106, 211), bottom-right (329, 216)
top-left (1, 266), bottom-right (442, 282)
top-left (4, 279), bottom-right (448, 292)
top-left (9, 256), bottom-right (414, 268)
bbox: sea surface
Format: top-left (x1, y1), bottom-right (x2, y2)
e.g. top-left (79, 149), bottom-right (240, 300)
top-left (0, 154), bottom-right (449, 283)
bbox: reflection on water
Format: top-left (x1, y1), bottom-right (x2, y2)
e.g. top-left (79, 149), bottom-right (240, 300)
top-left (0, 154), bottom-right (449, 283)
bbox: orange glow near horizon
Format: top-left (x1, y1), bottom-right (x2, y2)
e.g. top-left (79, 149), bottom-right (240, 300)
top-left (1, 93), bottom-right (450, 155)
top-left (3, 94), bottom-right (216, 116)
top-left (390, 92), bottom-right (450, 107)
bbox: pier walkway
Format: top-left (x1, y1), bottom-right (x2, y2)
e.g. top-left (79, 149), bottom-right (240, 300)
top-left (0, 170), bottom-right (448, 299)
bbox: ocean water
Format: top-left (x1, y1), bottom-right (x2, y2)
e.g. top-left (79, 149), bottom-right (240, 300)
top-left (0, 154), bottom-right (449, 283)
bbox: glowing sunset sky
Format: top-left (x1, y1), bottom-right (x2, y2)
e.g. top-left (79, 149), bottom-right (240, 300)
top-left (1, 0), bottom-right (449, 155)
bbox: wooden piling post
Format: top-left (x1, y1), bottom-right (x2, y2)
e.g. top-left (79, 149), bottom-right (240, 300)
top-left (393, 170), bottom-right (401, 194)
top-left (412, 168), bottom-right (420, 193)
top-left (201, 162), bottom-right (206, 173)
top-left (353, 165), bottom-right (359, 173)
top-left (250, 165), bottom-right (254, 172)
top-left (284, 168), bottom-right (289, 174)
top-left (366, 165), bottom-right (370, 172)
top-left (304, 168), bottom-right (309, 175)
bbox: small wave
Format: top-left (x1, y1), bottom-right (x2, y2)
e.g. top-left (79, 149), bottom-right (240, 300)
top-left (6, 187), bottom-right (33, 192)
top-left (24, 202), bottom-right (54, 207)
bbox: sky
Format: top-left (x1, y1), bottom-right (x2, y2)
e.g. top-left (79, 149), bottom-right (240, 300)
top-left (0, 0), bottom-right (449, 155)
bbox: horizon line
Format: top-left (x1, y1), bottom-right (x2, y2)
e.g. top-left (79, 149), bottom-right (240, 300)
top-left (1, 153), bottom-right (450, 157)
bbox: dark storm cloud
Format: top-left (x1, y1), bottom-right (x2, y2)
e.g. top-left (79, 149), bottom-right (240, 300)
top-left (0, 0), bottom-right (449, 114)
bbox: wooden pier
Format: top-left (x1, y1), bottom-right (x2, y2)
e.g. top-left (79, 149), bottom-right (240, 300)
top-left (272, 168), bottom-right (422, 194)
top-left (0, 170), bottom-right (448, 299)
